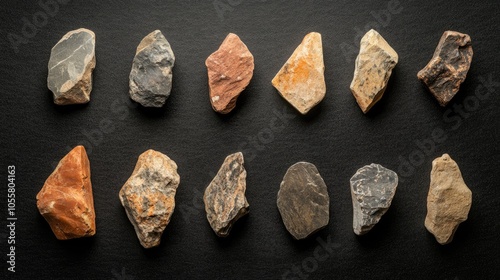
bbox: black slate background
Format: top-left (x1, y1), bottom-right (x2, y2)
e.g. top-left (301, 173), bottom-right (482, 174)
top-left (1, 0), bottom-right (499, 279)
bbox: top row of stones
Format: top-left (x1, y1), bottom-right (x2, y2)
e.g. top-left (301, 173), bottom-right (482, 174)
top-left (47, 28), bottom-right (473, 113)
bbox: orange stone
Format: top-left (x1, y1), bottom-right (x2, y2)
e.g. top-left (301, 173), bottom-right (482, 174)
top-left (36, 146), bottom-right (96, 240)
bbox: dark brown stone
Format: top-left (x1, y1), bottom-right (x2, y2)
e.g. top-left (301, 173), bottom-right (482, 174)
top-left (417, 31), bottom-right (473, 106)
top-left (277, 162), bottom-right (329, 240)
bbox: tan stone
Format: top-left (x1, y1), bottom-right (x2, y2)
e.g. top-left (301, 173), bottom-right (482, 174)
top-left (272, 32), bottom-right (326, 115)
top-left (119, 150), bottom-right (180, 248)
top-left (425, 154), bottom-right (472, 245)
top-left (36, 146), bottom-right (96, 240)
top-left (350, 29), bottom-right (398, 113)
top-left (206, 33), bottom-right (254, 114)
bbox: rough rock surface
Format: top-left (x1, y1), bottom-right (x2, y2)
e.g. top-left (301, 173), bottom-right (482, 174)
top-left (119, 150), bottom-right (180, 248)
top-left (272, 32), bottom-right (326, 115)
top-left (417, 31), bottom-right (473, 106)
top-left (36, 146), bottom-right (96, 240)
top-left (425, 154), bottom-right (472, 245)
top-left (129, 30), bottom-right (175, 107)
top-left (206, 33), bottom-right (254, 114)
top-left (204, 152), bottom-right (249, 237)
top-left (350, 29), bottom-right (398, 113)
top-left (277, 162), bottom-right (329, 240)
top-left (47, 28), bottom-right (96, 105)
top-left (350, 163), bottom-right (398, 235)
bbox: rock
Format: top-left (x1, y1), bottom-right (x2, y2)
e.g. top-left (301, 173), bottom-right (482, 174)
top-left (119, 150), bottom-right (180, 248)
top-left (129, 30), bottom-right (175, 107)
top-left (277, 162), bottom-right (329, 240)
top-left (425, 154), bottom-right (472, 245)
top-left (47, 28), bottom-right (96, 105)
top-left (350, 29), bottom-right (398, 113)
top-left (36, 146), bottom-right (96, 240)
top-left (204, 152), bottom-right (249, 237)
top-left (272, 32), bottom-right (326, 115)
top-left (350, 163), bottom-right (398, 235)
top-left (417, 31), bottom-right (473, 106)
top-left (206, 33), bottom-right (254, 114)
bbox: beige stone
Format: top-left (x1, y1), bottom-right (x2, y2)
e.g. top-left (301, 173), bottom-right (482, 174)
top-left (425, 154), bottom-right (472, 245)
top-left (36, 146), bottom-right (96, 240)
top-left (350, 29), bottom-right (398, 113)
top-left (272, 32), bottom-right (326, 115)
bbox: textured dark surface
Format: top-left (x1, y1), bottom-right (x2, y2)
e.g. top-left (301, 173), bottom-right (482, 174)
top-left (1, 0), bottom-right (500, 279)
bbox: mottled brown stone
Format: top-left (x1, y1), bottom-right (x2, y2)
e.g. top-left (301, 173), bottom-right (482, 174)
top-left (36, 146), bottom-right (96, 240)
top-left (425, 154), bottom-right (472, 245)
top-left (206, 33), bottom-right (254, 114)
top-left (417, 31), bottom-right (473, 106)
top-left (119, 150), bottom-right (180, 248)
top-left (277, 162), bottom-right (329, 240)
top-left (204, 152), bottom-right (249, 237)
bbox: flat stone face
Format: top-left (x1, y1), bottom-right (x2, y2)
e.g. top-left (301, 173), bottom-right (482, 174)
top-left (129, 30), bottom-right (175, 107)
top-left (204, 152), bottom-right (249, 237)
top-left (350, 29), bottom-right (398, 113)
top-left (425, 154), bottom-right (472, 245)
top-left (272, 32), bottom-right (326, 115)
top-left (206, 33), bottom-right (254, 114)
top-left (417, 31), bottom-right (473, 106)
top-left (277, 162), bottom-right (329, 240)
top-left (36, 146), bottom-right (96, 240)
top-left (47, 28), bottom-right (96, 105)
top-left (119, 150), bottom-right (180, 248)
top-left (350, 163), bottom-right (398, 235)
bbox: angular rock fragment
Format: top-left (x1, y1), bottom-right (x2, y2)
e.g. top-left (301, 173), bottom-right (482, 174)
top-left (272, 32), bottom-right (326, 115)
top-left (350, 163), bottom-right (398, 235)
top-left (204, 152), bottom-right (249, 237)
top-left (206, 33), bottom-right (254, 114)
top-left (350, 29), bottom-right (398, 113)
top-left (129, 30), bottom-right (175, 107)
top-left (119, 150), bottom-right (180, 248)
top-left (47, 28), bottom-right (96, 105)
top-left (417, 31), bottom-right (473, 106)
top-left (36, 146), bottom-right (96, 240)
top-left (277, 162), bottom-right (329, 239)
top-left (425, 154), bottom-right (472, 245)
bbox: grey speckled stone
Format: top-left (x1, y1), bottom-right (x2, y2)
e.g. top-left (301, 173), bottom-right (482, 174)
top-left (350, 163), bottom-right (398, 235)
top-left (119, 150), bottom-right (180, 248)
top-left (129, 30), bottom-right (175, 107)
top-left (204, 152), bottom-right (249, 237)
top-left (47, 28), bottom-right (96, 105)
top-left (277, 162), bottom-right (329, 240)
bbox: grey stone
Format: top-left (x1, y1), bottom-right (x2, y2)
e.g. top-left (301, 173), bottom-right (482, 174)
top-left (277, 162), bottom-right (329, 240)
top-left (350, 163), bottom-right (398, 235)
top-left (129, 30), bottom-right (175, 107)
top-left (47, 28), bottom-right (96, 105)
top-left (204, 152), bottom-right (249, 237)
top-left (119, 150), bottom-right (180, 248)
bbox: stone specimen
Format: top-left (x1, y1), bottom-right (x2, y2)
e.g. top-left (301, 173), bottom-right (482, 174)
top-left (350, 163), bottom-right (398, 235)
top-left (417, 31), bottom-right (473, 106)
top-left (129, 30), bottom-right (175, 107)
top-left (205, 33), bottom-right (254, 114)
top-left (204, 152), bottom-right (249, 237)
top-left (425, 154), bottom-right (472, 245)
top-left (119, 150), bottom-right (180, 248)
top-left (36, 146), bottom-right (96, 240)
top-left (47, 28), bottom-right (96, 105)
top-left (350, 29), bottom-right (398, 113)
top-left (272, 32), bottom-right (326, 115)
top-left (277, 162), bottom-right (329, 240)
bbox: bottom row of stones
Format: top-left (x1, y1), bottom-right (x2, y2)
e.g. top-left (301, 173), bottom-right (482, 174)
top-left (36, 146), bottom-right (472, 248)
